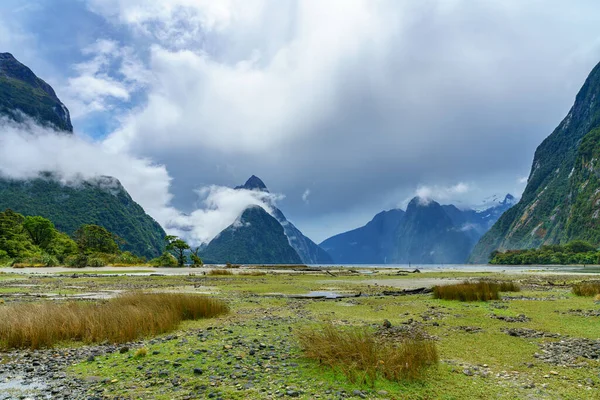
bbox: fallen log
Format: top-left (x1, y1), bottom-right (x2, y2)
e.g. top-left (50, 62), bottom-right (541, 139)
top-left (382, 287), bottom-right (432, 296)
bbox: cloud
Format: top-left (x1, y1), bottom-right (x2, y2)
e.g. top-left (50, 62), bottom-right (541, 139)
top-left (518, 176), bottom-right (529, 184)
top-left (0, 117), bottom-right (278, 246)
top-left (302, 189), bottom-right (311, 204)
top-left (61, 40), bottom-right (150, 119)
top-left (414, 182), bottom-right (471, 204)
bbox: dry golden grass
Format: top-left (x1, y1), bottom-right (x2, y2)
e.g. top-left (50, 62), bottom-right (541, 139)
top-left (239, 271), bottom-right (267, 276)
top-left (572, 281), bottom-right (600, 297)
top-left (594, 294), bottom-right (600, 302)
top-left (0, 293), bottom-right (229, 349)
top-left (297, 324), bottom-right (438, 385)
top-left (208, 269), bottom-right (234, 275)
top-left (433, 280), bottom-right (519, 302)
top-left (134, 347), bottom-right (148, 358)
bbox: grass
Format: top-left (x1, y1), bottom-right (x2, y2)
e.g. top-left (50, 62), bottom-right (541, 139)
top-left (208, 269), bottom-right (234, 275)
top-left (433, 280), bottom-right (520, 301)
top-left (0, 293), bottom-right (229, 349)
top-left (238, 271), bottom-right (267, 276)
top-left (297, 324), bottom-right (438, 385)
top-left (572, 281), bottom-right (600, 296)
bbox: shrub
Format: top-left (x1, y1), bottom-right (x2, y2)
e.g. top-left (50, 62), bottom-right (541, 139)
top-left (433, 281), bottom-right (500, 301)
top-left (134, 347), bottom-right (148, 358)
top-left (150, 252), bottom-right (178, 267)
top-left (239, 271), bottom-right (267, 276)
top-left (572, 282), bottom-right (600, 297)
top-left (208, 269), bottom-right (233, 276)
top-left (297, 324), bottom-right (437, 385)
top-left (86, 257), bottom-right (106, 268)
top-left (0, 293), bottom-right (229, 349)
top-left (497, 281), bottom-right (521, 292)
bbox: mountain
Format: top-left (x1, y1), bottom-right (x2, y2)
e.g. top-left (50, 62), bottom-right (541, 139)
top-left (0, 53), bottom-right (165, 259)
top-left (0, 53), bottom-right (72, 131)
top-left (390, 198), bottom-right (475, 264)
top-left (201, 205), bottom-right (303, 264)
top-left (320, 209), bottom-right (405, 264)
top-left (320, 195), bottom-right (515, 264)
top-left (234, 176), bottom-right (332, 264)
top-left (470, 61), bottom-right (600, 263)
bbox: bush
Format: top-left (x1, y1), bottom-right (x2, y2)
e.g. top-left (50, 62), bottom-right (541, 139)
top-left (433, 281), bottom-right (512, 301)
top-left (572, 282), bottom-right (600, 297)
top-left (150, 252), bottom-right (178, 267)
top-left (208, 269), bottom-right (233, 276)
top-left (297, 324), bottom-right (437, 385)
top-left (0, 293), bottom-right (229, 349)
top-left (134, 347), bottom-right (148, 358)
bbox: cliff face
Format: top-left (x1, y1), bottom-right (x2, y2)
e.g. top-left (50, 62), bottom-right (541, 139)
top-left (470, 61), bottom-right (600, 263)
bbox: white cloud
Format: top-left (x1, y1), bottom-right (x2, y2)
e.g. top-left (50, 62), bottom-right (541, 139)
top-left (61, 40), bottom-right (150, 118)
top-left (415, 182), bottom-right (471, 203)
top-left (302, 189), bottom-right (311, 204)
top-left (518, 176), bottom-right (528, 184)
top-left (0, 117), bottom-right (277, 246)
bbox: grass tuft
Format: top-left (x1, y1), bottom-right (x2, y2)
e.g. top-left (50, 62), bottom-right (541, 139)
top-left (0, 293), bottom-right (229, 349)
top-left (239, 271), bottom-right (267, 276)
top-left (134, 347), bottom-right (148, 358)
top-left (433, 280), bottom-right (519, 301)
top-left (208, 269), bottom-right (234, 276)
top-left (297, 324), bottom-right (437, 385)
top-left (572, 281), bottom-right (600, 297)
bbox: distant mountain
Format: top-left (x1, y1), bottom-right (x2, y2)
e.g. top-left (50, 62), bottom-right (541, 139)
top-left (0, 53), bottom-right (72, 131)
top-left (234, 176), bottom-right (332, 264)
top-left (390, 198), bottom-right (474, 264)
top-left (201, 205), bottom-right (302, 264)
top-left (321, 194), bottom-right (515, 264)
top-left (470, 60), bottom-right (600, 263)
top-left (0, 53), bottom-right (165, 258)
top-left (320, 209), bottom-right (405, 264)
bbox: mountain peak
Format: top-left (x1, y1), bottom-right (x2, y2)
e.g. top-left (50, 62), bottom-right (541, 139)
top-left (235, 175), bottom-right (269, 192)
top-left (407, 196), bottom-right (439, 209)
top-left (0, 52), bottom-right (73, 132)
top-left (501, 194), bottom-right (516, 205)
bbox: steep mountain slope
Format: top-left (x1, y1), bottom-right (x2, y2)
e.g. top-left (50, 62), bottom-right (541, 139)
top-left (0, 53), bottom-right (72, 131)
top-left (320, 209), bottom-right (405, 263)
top-left (201, 206), bottom-right (303, 264)
top-left (0, 53), bottom-right (165, 258)
top-left (390, 198), bottom-right (474, 264)
top-left (320, 195), bottom-right (514, 264)
top-left (235, 176), bottom-right (332, 264)
top-left (470, 61), bottom-right (600, 263)
top-left (0, 175), bottom-right (166, 258)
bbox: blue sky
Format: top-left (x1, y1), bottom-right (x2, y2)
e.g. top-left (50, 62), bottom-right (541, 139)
top-left (2, 0), bottom-right (600, 243)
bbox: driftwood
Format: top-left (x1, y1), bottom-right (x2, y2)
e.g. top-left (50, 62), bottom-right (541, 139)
top-left (325, 270), bottom-right (337, 277)
top-left (381, 287), bottom-right (432, 296)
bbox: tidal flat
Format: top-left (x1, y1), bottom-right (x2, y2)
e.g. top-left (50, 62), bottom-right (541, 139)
top-left (0, 267), bottom-right (598, 399)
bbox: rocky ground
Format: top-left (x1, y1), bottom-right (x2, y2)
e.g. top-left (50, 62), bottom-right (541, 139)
top-left (0, 269), bottom-right (598, 399)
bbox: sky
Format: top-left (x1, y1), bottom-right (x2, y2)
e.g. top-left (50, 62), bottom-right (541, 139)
top-left (1, 0), bottom-right (600, 243)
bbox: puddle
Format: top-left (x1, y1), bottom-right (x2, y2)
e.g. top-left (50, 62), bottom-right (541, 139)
top-left (0, 376), bottom-right (47, 399)
top-left (264, 291), bottom-right (361, 299)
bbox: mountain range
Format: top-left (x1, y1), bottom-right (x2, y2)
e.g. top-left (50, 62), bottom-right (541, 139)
top-left (0, 53), bottom-right (165, 259)
top-left (470, 60), bottom-right (600, 262)
top-left (321, 194), bottom-right (516, 264)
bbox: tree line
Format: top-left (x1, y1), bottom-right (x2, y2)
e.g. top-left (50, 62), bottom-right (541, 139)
top-left (490, 240), bottom-right (600, 265)
top-left (0, 209), bottom-right (203, 267)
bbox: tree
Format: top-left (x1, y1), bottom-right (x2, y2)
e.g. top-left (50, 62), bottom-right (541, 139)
top-left (74, 225), bottom-right (119, 254)
top-left (165, 235), bottom-right (190, 267)
top-left (565, 240), bottom-right (597, 254)
top-left (23, 216), bottom-right (56, 249)
top-left (190, 247), bottom-right (203, 267)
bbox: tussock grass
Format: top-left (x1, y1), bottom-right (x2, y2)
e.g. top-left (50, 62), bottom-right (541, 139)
top-left (0, 293), bottom-right (229, 349)
top-left (572, 281), bottom-right (600, 297)
top-left (239, 271), bottom-right (267, 276)
top-left (208, 269), bottom-right (233, 276)
top-left (297, 324), bottom-right (438, 385)
top-left (134, 347), bottom-right (148, 358)
top-left (433, 280), bottom-right (519, 301)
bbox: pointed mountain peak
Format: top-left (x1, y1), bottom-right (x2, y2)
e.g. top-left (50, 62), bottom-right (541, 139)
top-left (235, 175), bottom-right (269, 192)
top-left (501, 194), bottom-right (517, 205)
top-left (407, 196), bottom-right (439, 210)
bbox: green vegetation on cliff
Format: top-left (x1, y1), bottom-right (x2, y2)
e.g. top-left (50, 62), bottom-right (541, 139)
top-left (470, 60), bottom-right (600, 263)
